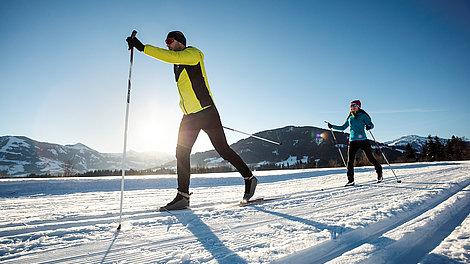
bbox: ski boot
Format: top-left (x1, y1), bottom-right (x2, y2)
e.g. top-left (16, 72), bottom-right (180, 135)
top-left (242, 176), bottom-right (258, 202)
top-left (345, 181), bottom-right (355, 187)
top-left (159, 191), bottom-right (190, 211)
top-left (377, 171), bottom-right (383, 183)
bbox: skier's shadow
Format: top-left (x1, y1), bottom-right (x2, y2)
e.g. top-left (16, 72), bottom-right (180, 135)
top-left (253, 206), bottom-right (352, 239)
top-left (174, 210), bottom-right (247, 264)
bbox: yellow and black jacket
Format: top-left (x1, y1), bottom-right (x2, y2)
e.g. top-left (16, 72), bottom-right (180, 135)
top-left (143, 45), bottom-right (215, 115)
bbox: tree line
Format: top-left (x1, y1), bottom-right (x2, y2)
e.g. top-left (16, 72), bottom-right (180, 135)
top-left (7, 134), bottom-right (467, 178)
top-left (402, 135), bottom-right (469, 162)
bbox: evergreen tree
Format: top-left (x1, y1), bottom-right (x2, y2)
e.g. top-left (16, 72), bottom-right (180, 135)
top-left (446, 135), bottom-right (466, 160)
top-left (422, 135), bottom-right (435, 161)
top-left (434, 136), bottom-right (446, 161)
top-left (404, 143), bottom-right (416, 161)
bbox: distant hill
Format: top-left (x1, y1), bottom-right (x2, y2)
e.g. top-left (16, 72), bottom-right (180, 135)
top-left (170, 125), bottom-right (404, 168)
top-left (0, 136), bottom-right (173, 176)
top-left (385, 135), bottom-right (449, 152)
top-left (4, 129), bottom-right (454, 176)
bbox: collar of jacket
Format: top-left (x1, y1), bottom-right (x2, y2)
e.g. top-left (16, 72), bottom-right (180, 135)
top-left (348, 109), bottom-right (369, 118)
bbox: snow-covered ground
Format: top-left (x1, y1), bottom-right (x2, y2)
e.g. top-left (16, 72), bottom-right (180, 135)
top-left (0, 161), bottom-right (469, 263)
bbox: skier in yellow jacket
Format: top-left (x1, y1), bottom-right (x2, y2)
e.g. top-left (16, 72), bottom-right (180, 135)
top-left (126, 31), bottom-right (257, 210)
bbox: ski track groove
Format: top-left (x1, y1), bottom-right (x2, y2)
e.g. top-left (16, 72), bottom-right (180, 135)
top-left (0, 163), bottom-right (468, 263)
top-left (361, 187), bottom-right (470, 264)
top-left (275, 177), bottom-right (470, 263)
top-left (1, 166), bottom-right (462, 260)
top-left (0, 165), bottom-right (460, 232)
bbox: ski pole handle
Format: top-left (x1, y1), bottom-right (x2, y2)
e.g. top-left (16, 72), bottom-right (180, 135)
top-left (127, 30), bottom-right (138, 51)
top-left (131, 30), bottom-right (137, 38)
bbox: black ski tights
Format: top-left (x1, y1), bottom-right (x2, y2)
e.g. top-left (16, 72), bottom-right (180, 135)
top-left (176, 106), bottom-right (252, 194)
top-left (346, 140), bottom-right (382, 182)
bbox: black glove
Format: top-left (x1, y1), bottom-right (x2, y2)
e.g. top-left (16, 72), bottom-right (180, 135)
top-left (327, 122), bottom-right (333, 129)
top-left (126, 36), bottom-right (144, 52)
top-left (365, 125), bottom-right (372, 130)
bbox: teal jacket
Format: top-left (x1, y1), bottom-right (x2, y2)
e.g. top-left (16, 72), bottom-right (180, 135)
top-left (331, 109), bottom-right (373, 141)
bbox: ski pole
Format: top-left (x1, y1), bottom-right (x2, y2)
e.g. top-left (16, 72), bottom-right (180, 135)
top-left (368, 131), bottom-right (402, 183)
top-left (223, 126), bottom-right (282, 145)
top-left (117, 30), bottom-right (137, 231)
top-left (324, 121), bottom-right (347, 167)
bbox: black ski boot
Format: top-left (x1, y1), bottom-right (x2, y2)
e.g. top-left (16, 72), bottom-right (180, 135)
top-left (345, 181), bottom-right (355, 187)
top-left (159, 191), bottom-right (190, 211)
top-left (242, 176), bottom-right (258, 202)
top-left (377, 171), bottom-right (383, 183)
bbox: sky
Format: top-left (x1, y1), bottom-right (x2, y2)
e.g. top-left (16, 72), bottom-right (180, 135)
top-left (1, 0), bottom-right (469, 155)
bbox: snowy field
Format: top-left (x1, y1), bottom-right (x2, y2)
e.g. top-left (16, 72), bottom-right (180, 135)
top-left (0, 161), bottom-right (469, 263)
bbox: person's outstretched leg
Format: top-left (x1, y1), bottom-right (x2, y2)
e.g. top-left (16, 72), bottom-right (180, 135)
top-left (202, 108), bottom-right (256, 200)
top-left (346, 141), bottom-right (360, 185)
top-left (206, 126), bottom-right (257, 201)
top-left (362, 140), bottom-right (383, 182)
top-left (205, 127), bottom-right (252, 178)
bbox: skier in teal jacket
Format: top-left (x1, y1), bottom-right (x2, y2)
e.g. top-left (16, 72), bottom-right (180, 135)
top-left (327, 100), bottom-right (383, 186)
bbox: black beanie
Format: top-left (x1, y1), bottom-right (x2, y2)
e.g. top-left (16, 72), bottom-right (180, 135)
top-left (167, 31), bottom-right (186, 46)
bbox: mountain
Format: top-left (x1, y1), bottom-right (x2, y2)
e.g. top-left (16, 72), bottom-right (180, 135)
top-left (184, 126), bottom-right (403, 168)
top-left (385, 135), bottom-right (448, 152)
top-left (0, 127), bottom-right (415, 176)
top-left (0, 136), bottom-right (173, 176)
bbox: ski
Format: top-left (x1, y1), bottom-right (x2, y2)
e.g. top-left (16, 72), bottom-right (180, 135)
top-left (238, 197), bottom-right (280, 207)
top-left (158, 207), bottom-right (191, 214)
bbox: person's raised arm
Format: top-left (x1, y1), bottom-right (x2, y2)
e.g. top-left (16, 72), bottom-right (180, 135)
top-left (144, 45), bottom-right (200, 65)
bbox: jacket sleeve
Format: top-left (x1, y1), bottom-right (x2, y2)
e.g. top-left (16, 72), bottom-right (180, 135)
top-left (143, 45), bottom-right (200, 65)
top-left (331, 119), bottom-right (349, 131)
top-left (362, 113), bottom-right (374, 129)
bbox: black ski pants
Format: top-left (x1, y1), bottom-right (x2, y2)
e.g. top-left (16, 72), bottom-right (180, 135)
top-left (176, 106), bottom-right (252, 194)
top-left (347, 140), bottom-right (382, 182)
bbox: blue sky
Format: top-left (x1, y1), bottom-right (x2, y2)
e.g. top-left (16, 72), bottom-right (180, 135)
top-left (1, 0), bottom-right (469, 154)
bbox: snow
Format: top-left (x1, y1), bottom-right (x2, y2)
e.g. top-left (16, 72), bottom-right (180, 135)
top-left (204, 157), bottom-right (225, 165)
top-left (36, 157), bottom-right (64, 174)
top-left (65, 143), bottom-right (91, 154)
top-left (385, 135), bottom-right (427, 147)
top-left (0, 163), bottom-right (26, 175)
top-left (48, 149), bottom-right (58, 156)
top-left (0, 136), bottom-right (31, 154)
top-left (0, 161), bottom-right (469, 263)
top-left (275, 155), bottom-right (309, 167)
top-left (420, 211), bottom-right (470, 263)
top-left (255, 161), bottom-right (270, 167)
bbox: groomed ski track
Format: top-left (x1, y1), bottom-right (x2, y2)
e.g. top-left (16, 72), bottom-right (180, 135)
top-left (0, 161), bottom-right (469, 263)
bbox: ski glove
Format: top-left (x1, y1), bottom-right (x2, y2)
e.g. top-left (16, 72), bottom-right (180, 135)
top-left (126, 36), bottom-right (145, 52)
top-left (327, 122), bottom-right (333, 129)
top-left (365, 125), bottom-right (372, 130)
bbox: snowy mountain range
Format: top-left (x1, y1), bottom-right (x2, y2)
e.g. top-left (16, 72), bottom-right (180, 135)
top-left (182, 126), bottom-right (403, 168)
top-left (384, 135), bottom-right (448, 152)
top-left (0, 129), bottom-right (452, 176)
top-left (0, 136), bottom-right (173, 176)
